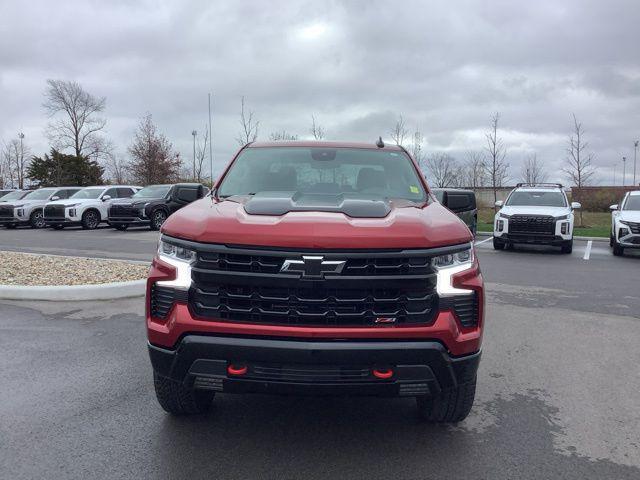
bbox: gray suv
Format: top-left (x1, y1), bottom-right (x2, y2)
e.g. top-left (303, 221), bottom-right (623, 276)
top-left (0, 187), bottom-right (82, 228)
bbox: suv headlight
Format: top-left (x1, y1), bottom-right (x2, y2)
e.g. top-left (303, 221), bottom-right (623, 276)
top-left (555, 214), bottom-right (569, 220)
top-left (66, 203), bottom-right (80, 208)
top-left (498, 212), bottom-right (510, 219)
top-left (433, 246), bottom-right (474, 296)
top-left (158, 240), bottom-right (196, 264)
top-left (620, 220), bottom-right (631, 226)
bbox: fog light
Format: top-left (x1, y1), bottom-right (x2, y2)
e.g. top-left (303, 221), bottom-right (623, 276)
top-left (227, 364), bottom-right (248, 376)
top-left (561, 222), bottom-right (568, 235)
top-left (16, 208), bottom-right (24, 217)
top-left (497, 220), bottom-right (504, 232)
top-left (69, 208), bottom-right (76, 217)
top-left (372, 368), bottom-right (394, 379)
top-left (619, 228), bottom-right (630, 238)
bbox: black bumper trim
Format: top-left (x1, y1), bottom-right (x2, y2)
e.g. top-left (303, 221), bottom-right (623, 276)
top-left (501, 233), bottom-right (566, 245)
top-left (148, 335), bottom-right (480, 397)
top-left (108, 217), bottom-right (150, 225)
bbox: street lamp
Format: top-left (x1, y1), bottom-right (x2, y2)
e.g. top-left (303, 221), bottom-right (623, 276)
top-left (191, 130), bottom-right (197, 179)
top-left (622, 156), bottom-right (626, 187)
top-left (634, 140), bottom-right (638, 186)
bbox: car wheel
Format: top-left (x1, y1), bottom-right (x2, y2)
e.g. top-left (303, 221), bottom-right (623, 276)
top-left (561, 239), bottom-right (573, 254)
top-left (493, 237), bottom-right (505, 250)
top-left (153, 372), bottom-right (214, 415)
top-left (416, 375), bottom-right (476, 423)
top-left (113, 223), bottom-right (129, 231)
top-left (612, 241), bottom-right (624, 257)
top-left (29, 210), bottom-right (46, 229)
top-left (151, 209), bottom-right (167, 230)
top-left (81, 210), bottom-right (100, 230)
top-left (609, 232), bottom-right (614, 247)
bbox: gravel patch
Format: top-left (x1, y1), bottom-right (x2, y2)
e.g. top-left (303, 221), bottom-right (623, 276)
top-left (0, 251), bottom-right (149, 286)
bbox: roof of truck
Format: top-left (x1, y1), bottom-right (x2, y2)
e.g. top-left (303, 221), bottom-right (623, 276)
top-left (247, 141), bottom-right (404, 151)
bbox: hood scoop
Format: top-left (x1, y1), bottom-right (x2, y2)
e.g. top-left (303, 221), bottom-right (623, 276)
top-left (242, 191), bottom-right (391, 218)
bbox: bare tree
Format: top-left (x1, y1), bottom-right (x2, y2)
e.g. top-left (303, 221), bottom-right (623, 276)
top-left (425, 153), bottom-right (459, 187)
top-left (43, 79), bottom-right (107, 158)
top-left (460, 151), bottom-right (487, 188)
top-left (520, 153), bottom-right (548, 184)
top-left (310, 115), bottom-right (325, 140)
top-left (2, 136), bottom-right (30, 189)
top-left (236, 96), bottom-right (259, 146)
top-left (269, 130), bottom-right (298, 141)
top-left (563, 113), bottom-right (595, 226)
top-left (484, 112), bottom-right (509, 205)
top-left (105, 153), bottom-right (130, 184)
top-left (194, 127), bottom-right (209, 182)
top-left (390, 115), bottom-right (408, 146)
top-left (128, 114), bottom-right (181, 185)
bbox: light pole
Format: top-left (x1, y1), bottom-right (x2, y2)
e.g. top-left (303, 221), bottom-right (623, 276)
top-left (18, 132), bottom-right (25, 189)
top-left (191, 130), bottom-right (197, 179)
top-left (622, 157), bottom-right (626, 186)
top-left (634, 140), bottom-right (638, 186)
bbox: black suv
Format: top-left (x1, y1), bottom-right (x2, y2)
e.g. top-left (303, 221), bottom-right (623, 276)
top-left (432, 188), bottom-right (478, 235)
top-left (108, 183), bottom-right (208, 230)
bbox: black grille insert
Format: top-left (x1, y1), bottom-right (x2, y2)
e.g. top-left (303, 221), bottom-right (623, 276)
top-left (440, 293), bottom-right (479, 327)
top-left (509, 215), bottom-right (555, 235)
top-left (0, 205), bottom-right (13, 219)
top-left (150, 285), bottom-right (188, 319)
top-left (109, 204), bottom-right (139, 218)
top-left (44, 204), bottom-right (66, 219)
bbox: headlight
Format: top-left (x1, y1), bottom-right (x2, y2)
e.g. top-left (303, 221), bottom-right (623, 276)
top-left (139, 203), bottom-right (149, 217)
top-left (499, 212), bottom-right (510, 219)
top-left (555, 214), bottom-right (569, 220)
top-left (16, 208), bottom-right (24, 217)
top-left (158, 240), bottom-right (196, 263)
top-left (66, 203), bottom-right (80, 208)
top-left (434, 246), bottom-right (474, 297)
top-left (620, 220), bottom-right (631, 226)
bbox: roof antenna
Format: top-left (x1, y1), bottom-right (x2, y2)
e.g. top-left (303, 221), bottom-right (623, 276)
top-left (376, 136), bottom-right (385, 148)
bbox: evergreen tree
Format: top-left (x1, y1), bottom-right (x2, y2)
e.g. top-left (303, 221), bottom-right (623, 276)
top-left (27, 149), bottom-right (104, 187)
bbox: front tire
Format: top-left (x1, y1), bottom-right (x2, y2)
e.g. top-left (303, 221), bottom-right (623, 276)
top-left (493, 237), bottom-right (505, 250)
top-left (416, 375), bottom-right (477, 423)
top-left (150, 209), bottom-right (167, 231)
top-left (561, 239), bottom-right (573, 254)
top-left (153, 372), bottom-right (214, 415)
top-left (81, 210), bottom-right (100, 230)
top-left (613, 241), bottom-right (624, 257)
top-left (30, 210), bottom-right (46, 229)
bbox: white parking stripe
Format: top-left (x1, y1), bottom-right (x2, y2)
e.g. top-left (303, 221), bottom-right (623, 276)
top-left (474, 237), bottom-right (492, 246)
top-left (583, 240), bottom-right (592, 260)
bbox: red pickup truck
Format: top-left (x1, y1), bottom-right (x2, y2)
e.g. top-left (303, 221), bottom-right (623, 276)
top-left (146, 141), bottom-right (483, 422)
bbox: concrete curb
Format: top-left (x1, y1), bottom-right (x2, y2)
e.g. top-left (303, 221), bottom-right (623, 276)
top-left (0, 279), bottom-right (146, 301)
top-left (476, 232), bottom-right (609, 242)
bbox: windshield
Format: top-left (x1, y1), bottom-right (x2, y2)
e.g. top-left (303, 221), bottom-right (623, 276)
top-left (133, 185), bottom-right (171, 199)
top-left (70, 188), bottom-right (104, 199)
top-left (1, 190), bottom-right (29, 201)
top-left (623, 195), bottom-right (640, 211)
top-left (22, 188), bottom-right (56, 200)
top-left (218, 147), bottom-right (426, 202)
top-left (506, 191), bottom-right (567, 207)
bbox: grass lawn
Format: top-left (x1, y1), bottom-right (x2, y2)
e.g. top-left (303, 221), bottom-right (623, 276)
top-left (477, 208), bottom-right (611, 238)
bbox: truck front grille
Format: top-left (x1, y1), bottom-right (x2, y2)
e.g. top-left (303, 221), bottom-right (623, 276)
top-left (109, 204), bottom-right (138, 218)
top-left (44, 204), bottom-right (65, 219)
top-left (186, 243), bottom-right (443, 327)
top-left (509, 215), bottom-right (555, 235)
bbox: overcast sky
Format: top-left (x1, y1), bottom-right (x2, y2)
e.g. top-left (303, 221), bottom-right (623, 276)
top-left (1, 0), bottom-right (640, 185)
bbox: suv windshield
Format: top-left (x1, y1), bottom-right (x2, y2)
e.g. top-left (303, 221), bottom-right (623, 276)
top-left (506, 191), bottom-right (566, 207)
top-left (22, 188), bottom-right (56, 200)
top-left (70, 188), bottom-right (104, 199)
top-left (623, 195), bottom-right (640, 211)
top-left (1, 190), bottom-right (29, 201)
top-left (133, 185), bottom-right (171, 199)
top-left (218, 147), bottom-right (426, 202)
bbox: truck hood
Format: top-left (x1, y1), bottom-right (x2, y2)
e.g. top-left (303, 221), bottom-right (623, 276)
top-left (498, 205), bottom-right (571, 217)
top-left (618, 210), bottom-right (640, 223)
top-left (161, 196), bottom-right (472, 249)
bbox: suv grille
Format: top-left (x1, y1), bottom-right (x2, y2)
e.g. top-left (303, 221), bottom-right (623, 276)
top-left (509, 215), bottom-right (555, 235)
top-left (187, 244), bottom-right (442, 327)
top-left (0, 205), bottom-right (13, 219)
top-left (109, 204), bottom-right (138, 218)
top-left (44, 204), bottom-right (66, 219)
top-left (623, 221), bottom-right (640, 234)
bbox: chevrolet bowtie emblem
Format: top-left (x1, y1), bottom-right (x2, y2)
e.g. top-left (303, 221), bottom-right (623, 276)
top-left (280, 256), bottom-right (346, 279)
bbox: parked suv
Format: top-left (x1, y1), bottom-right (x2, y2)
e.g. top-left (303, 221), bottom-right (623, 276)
top-left (147, 141), bottom-right (484, 422)
top-left (610, 190), bottom-right (640, 256)
top-left (432, 188), bottom-right (477, 235)
top-left (493, 183), bottom-right (580, 253)
top-left (108, 183), bottom-right (208, 231)
top-left (0, 189), bottom-right (16, 199)
top-left (0, 190), bottom-right (30, 204)
top-left (44, 185), bottom-right (140, 229)
top-left (0, 187), bottom-right (82, 229)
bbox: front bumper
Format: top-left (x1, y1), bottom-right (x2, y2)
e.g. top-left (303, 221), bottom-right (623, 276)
top-left (149, 335), bottom-right (481, 397)
top-left (108, 216), bottom-right (150, 225)
top-left (618, 234), bottom-right (640, 248)
top-left (495, 233), bottom-right (568, 246)
top-left (44, 217), bottom-right (80, 226)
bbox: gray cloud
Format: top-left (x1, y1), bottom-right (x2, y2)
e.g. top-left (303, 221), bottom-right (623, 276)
top-left (1, 0), bottom-right (639, 185)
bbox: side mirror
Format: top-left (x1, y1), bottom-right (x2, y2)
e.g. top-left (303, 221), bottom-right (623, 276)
top-left (495, 200), bottom-right (503, 208)
top-left (609, 204), bottom-right (619, 211)
top-left (102, 195), bottom-right (111, 202)
top-left (571, 202), bottom-right (581, 210)
top-left (50, 195), bottom-right (60, 201)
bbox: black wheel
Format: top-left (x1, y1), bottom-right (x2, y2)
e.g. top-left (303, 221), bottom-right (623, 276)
top-left (609, 232), bottom-right (614, 247)
top-left (493, 237), bottom-right (505, 250)
top-left (81, 210), bottom-right (100, 230)
top-left (561, 239), bottom-right (573, 254)
top-left (29, 210), bottom-right (46, 229)
top-left (613, 241), bottom-right (624, 257)
top-left (113, 223), bottom-right (129, 231)
top-left (416, 375), bottom-right (477, 423)
top-left (5, 223), bottom-right (17, 229)
top-left (153, 372), bottom-right (214, 415)
top-left (150, 209), bottom-right (167, 231)
top-left (52, 224), bottom-right (64, 230)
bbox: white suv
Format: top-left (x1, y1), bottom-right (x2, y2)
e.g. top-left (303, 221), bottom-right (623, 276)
top-left (44, 185), bottom-right (140, 230)
top-left (610, 190), bottom-right (640, 256)
top-left (0, 187), bottom-right (82, 229)
top-left (493, 183), bottom-right (581, 254)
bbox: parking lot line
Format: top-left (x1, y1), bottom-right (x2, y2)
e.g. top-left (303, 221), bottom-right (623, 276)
top-left (474, 237), bottom-right (492, 246)
top-left (583, 240), bottom-right (592, 260)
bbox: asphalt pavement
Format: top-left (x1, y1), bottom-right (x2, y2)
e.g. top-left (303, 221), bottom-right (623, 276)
top-left (1, 227), bottom-right (640, 479)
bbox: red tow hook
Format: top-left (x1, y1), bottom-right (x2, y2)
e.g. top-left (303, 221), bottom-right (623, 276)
top-left (227, 364), bottom-right (248, 376)
top-left (372, 368), bottom-right (394, 379)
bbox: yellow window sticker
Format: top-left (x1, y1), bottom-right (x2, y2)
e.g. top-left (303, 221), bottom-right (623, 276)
top-left (410, 185), bottom-right (420, 194)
